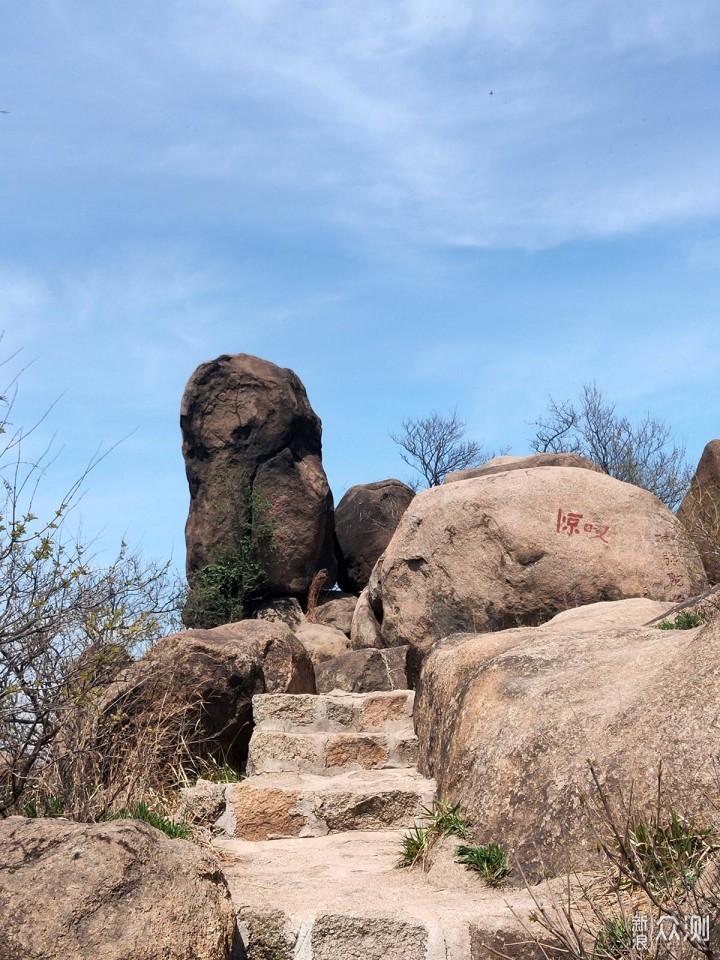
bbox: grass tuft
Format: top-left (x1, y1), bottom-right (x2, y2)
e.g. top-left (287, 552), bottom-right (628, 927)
top-left (592, 918), bottom-right (632, 960)
top-left (454, 842), bottom-right (510, 885)
top-left (110, 800), bottom-right (190, 840)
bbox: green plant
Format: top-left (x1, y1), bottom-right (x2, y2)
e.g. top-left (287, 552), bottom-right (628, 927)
top-left (22, 793), bottom-right (68, 818)
top-left (592, 918), bottom-right (632, 960)
top-left (657, 611), bottom-right (708, 630)
top-left (182, 466), bottom-right (274, 629)
top-left (421, 798), bottom-right (471, 839)
top-left (397, 797), bottom-right (472, 868)
top-left (454, 842), bottom-right (510, 885)
top-left (110, 801), bottom-right (190, 840)
top-left (397, 823), bottom-right (430, 868)
top-left (619, 809), bottom-right (715, 895)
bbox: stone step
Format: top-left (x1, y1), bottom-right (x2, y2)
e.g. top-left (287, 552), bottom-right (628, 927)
top-left (247, 729), bottom-right (418, 776)
top-left (212, 830), bottom-right (545, 960)
top-left (217, 769), bottom-right (435, 840)
top-left (252, 690), bottom-right (415, 736)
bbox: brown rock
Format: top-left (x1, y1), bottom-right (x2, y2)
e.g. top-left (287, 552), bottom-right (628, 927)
top-left (294, 622), bottom-right (352, 667)
top-left (375, 466), bottom-right (707, 657)
top-left (181, 353), bottom-right (335, 595)
top-left (94, 619), bottom-right (315, 774)
top-left (414, 598), bottom-right (720, 880)
top-left (444, 452), bottom-right (601, 483)
top-left (253, 596), bottom-right (306, 630)
top-left (350, 587), bottom-right (384, 649)
top-left (334, 480), bottom-right (414, 591)
top-left (0, 817), bottom-right (238, 960)
top-left (678, 440), bottom-right (720, 584)
top-left (315, 647), bottom-right (409, 693)
top-left (314, 593), bottom-right (358, 636)
top-left (226, 784), bottom-right (305, 840)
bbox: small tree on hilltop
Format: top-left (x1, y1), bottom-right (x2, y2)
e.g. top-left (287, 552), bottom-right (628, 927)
top-left (530, 382), bottom-right (692, 510)
top-left (390, 409), bottom-right (490, 488)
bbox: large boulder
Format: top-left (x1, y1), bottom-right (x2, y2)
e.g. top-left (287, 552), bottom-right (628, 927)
top-left (678, 439), bottom-right (720, 584)
top-left (0, 817), bottom-right (239, 960)
top-left (334, 479), bottom-right (414, 592)
top-left (92, 620), bottom-right (315, 774)
top-left (373, 466), bottom-right (708, 656)
top-left (181, 353), bottom-right (336, 595)
top-left (443, 452), bottom-right (601, 483)
top-left (414, 598), bottom-right (719, 880)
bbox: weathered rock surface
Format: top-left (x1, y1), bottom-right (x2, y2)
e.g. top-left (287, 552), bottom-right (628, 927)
top-left (414, 597), bottom-right (720, 880)
top-left (334, 480), bottom-right (414, 591)
top-left (314, 593), bottom-right (358, 636)
top-left (181, 353), bottom-right (335, 594)
top-left (444, 452), bottom-right (601, 483)
top-left (374, 466), bottom-right (707, 656)
top-left (253, 596), bottom-right (306, 630)
top-left (95, 620), bottom-right (315, 772)
top-left (294, 622), bottom-right (352, 667)
top-left (678, 439), bottom-right (720, 584)
top-left (315, 646), bottom-right (409, 693)
top-left (0, 817), bottom-right (238, 960)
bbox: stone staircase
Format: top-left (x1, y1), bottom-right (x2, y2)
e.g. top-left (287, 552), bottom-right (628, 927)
top-left (212, 690), bottom-right (540, 959)
top-left (216, 690), bottom-right (434, 841)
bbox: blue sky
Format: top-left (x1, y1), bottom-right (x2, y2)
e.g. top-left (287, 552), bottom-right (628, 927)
top-left (2, 0), bottom-right (720, 571)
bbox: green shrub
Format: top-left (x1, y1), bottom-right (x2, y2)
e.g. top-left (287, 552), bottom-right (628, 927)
top-left (454, 842), bottom-right (510, 885)
top-left (110, 801), bottom-right (189, 840)
top-left (657, 611), bottom-right (708, 630)
top-left (183, 466), bottom-right (274, 629)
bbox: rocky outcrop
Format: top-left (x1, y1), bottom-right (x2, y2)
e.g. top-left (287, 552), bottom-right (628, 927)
top-left (443, 452), bottom-right (601, 483)
top-left (181, 353), bottom-right (335, 596)
top-left (0, 817), bottom-right (239, 960)
top-left (92, 620), bottom-right (315, 774)
top-left (372, 466), bottom-right (707, 657)
top-left (678, 439), bottom-right (720, 584)
top-left (334, 480), bottom-right (414, 592)
top-left (414, 597), bottom-right (720, 879)
top-left (315, 646), bottom-right (409, 693)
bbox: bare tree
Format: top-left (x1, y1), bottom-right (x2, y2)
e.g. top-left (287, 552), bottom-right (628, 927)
top-left (0, 351), bottom-right (182, 817)
top-left (390, 409), bottom-right (489, 488)
top-left (530, 383), bottom-right (692, 510)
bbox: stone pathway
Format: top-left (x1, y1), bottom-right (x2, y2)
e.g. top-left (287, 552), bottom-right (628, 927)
top-left (212, 691), bottom-right (542, 959)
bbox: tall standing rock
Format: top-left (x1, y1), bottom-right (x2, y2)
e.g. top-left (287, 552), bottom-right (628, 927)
top-left (181, 354), bottom-right (336, 595)
top-left (334, 479), bottom-right (415, 592)
top-left (677, 439), bottom-right (720, 584)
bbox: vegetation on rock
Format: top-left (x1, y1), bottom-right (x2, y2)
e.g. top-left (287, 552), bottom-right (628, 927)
top-left (182, 466), bottom-right (274, 629)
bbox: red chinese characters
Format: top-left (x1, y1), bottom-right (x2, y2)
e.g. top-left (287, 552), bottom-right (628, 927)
top-left (557, 508), bottom-right (610, 543)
